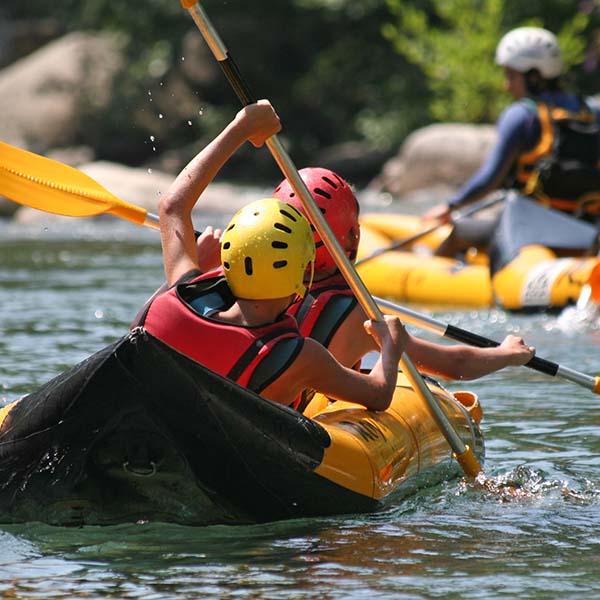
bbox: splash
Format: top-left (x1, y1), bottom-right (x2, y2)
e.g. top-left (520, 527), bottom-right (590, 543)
top-left (552, 284), bottom-right (600, 333)
top-left (457, 465), bottom-right (600, 505)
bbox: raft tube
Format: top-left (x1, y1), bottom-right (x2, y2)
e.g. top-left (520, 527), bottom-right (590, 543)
top-left (358, 197), bottom-right (600, 311)
top-left (0, 329), bottom-right (483, 526)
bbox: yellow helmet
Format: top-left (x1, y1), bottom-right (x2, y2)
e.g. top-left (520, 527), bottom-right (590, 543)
top-left (221, 198), bottom-right (315, 300)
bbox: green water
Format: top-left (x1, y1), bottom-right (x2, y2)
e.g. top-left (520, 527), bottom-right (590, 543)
top-left (1, 219), bottom-right (599, 599)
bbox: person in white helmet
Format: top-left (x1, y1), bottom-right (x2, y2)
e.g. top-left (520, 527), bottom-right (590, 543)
top-left (424, 27), bottom-right (600, 257)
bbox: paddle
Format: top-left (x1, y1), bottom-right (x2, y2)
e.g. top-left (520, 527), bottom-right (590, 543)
top-left (5, 143), bottom-right (596, 395)
top-left (178, 0), bottom-right (483, 478)
top-left (5, 145), bottom-right (593, 396)
top-left (355, 192), bottom-right (505, 267)
top-left (375, 296), bottom-right (600, 394)
top-left (0, 141), bottom-right (160, 230)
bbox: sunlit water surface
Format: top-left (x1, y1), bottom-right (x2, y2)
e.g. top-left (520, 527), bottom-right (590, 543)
top-left (1, 217), bottom-right (599, 599)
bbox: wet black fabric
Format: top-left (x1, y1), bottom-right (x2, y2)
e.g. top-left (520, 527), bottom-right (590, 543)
top-left (0, 330), bottom-right (387, 526)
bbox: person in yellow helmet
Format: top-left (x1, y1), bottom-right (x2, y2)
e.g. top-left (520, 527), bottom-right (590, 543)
top-left (136, 100), bottom-right (407, 411)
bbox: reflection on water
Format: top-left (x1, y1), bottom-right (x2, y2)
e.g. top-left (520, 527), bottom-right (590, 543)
top-left (1, 222), bottom-right (599, 599)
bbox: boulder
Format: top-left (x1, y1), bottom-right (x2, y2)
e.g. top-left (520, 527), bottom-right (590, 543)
top-left (370, 123), bottom-right (497, 197)
top-left (0, 32), bottom-right (125, 152)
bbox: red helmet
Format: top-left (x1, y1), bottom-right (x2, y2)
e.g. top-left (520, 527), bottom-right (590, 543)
top-left (273, 167), bottom-right (360, 271)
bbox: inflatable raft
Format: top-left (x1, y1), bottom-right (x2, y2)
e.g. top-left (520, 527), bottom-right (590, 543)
top-left (358, 194), bottom-right (600, 311)
top-left (0, 328), bottom-right (483, 526)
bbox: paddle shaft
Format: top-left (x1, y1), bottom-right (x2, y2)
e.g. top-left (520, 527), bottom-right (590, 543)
top-left (375, 296), bottom-right (600, 394)
top-left (180, 0), bottom-right (482, 477)
top-left (355, 193), bottom-right (505, 267)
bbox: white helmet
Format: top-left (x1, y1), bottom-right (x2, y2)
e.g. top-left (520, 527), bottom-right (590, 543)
top-left (495, 27), bottom-right (563, 79)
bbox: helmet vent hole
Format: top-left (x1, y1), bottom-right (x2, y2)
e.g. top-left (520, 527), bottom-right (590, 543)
top-left (226, 223), bottom-right (235, 232)
top-left (244, 257), bottom-right (253, 275)
top-left (222, 241), bottom-right (231, 250)
top-left (314, 187), bottom-right (332, 199)
top-left (322, 176), bottom-right (339, 189)
top-left (223, 261), bottom-right (230, 269)
top-left (272, 241), bottom-right (288, 249)
top-left (273, 260), bottom-right (287, 269)
top-left (280, 209), bottom-right (298, 222)
top-left (274, 223), bottom-right (292, 234)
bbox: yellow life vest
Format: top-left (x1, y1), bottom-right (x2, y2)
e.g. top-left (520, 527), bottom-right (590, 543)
top-left (516, 101), bottom-right (600, 216)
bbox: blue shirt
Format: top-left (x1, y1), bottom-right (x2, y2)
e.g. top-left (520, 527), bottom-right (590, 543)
top-left (448, 92), bottom-right (600, 208)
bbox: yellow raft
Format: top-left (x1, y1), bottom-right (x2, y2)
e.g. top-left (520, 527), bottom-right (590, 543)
top-left (0, 329), bottom-right (483, 526)
top-left (358, 201), bottom-right (600, 311)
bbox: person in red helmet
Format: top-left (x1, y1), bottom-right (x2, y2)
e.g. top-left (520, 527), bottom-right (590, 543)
top-left (273, 167), bottom-right (535, 411)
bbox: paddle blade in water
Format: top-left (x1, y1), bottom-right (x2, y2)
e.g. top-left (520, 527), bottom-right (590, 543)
top-left (0, 142), bottom-right (148, 225)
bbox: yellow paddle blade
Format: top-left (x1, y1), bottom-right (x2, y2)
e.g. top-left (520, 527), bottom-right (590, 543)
top-left (0, 141), bottom-right (148, 225)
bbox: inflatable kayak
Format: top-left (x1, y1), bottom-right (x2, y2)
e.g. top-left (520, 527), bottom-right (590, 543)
top-left (0, 328), bottom-right (483, 526)
top-left (358, 194), bottom-right (600, 311)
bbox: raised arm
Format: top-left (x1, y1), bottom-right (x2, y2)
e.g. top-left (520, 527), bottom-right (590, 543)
top-left (158, 100), bottom-right (281, 286)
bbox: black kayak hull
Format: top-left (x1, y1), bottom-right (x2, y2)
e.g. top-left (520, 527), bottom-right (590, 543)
top-left (0, 329), bottom-right (483, 526)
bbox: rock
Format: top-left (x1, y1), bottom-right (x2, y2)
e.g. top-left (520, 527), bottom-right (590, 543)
top-left (0, 32), bottom-right (125, 152)
top-left (370, 123), bottom-right (497, 197)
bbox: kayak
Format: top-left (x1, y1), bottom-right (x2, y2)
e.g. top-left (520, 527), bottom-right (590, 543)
top-left (0, 328), bottom-right (483, 526)
top-left (358, 194), bottom-right (600, 311)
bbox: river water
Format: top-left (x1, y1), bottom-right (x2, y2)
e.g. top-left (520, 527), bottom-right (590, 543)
top-left (0, 215), bottom-right (599, 599)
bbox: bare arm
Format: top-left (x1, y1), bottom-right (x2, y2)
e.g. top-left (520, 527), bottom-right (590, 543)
top-left (325, 302), bottom-right (534, 381)
top-left (263, 316), bottom-right (407, 411)
top-left (406, 334), bottom-right (535, 381)
top-left (158, 101), bottom-right (281, 286)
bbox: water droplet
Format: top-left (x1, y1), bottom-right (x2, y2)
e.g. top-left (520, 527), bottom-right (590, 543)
top-left (150, 135), bottom-right (155, 142)
top-left (181, 56), bottom-right (185, 61)
top-left (158, 113), bottom-right (164, 119)
top-left (187, 120), bottom-right (192, 126)
top-left (94, 310), bottom-right (104, 319)
top-left (147, 168), bottom-right (153, 174)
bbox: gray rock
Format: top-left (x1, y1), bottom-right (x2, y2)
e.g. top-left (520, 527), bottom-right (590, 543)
top-left (370, 123), bottom-right (497, 198)
top-left (0, 32), bottom-right (125, 152)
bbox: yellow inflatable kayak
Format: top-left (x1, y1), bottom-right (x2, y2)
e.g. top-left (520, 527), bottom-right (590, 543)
top-left (358, 195), bottom-right (600, 311)
top-left (0, 329), bottom-right (483, 526)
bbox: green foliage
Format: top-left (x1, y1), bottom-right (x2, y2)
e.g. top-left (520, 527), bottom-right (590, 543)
top-left (3, 0), bottom-right (600, 178)
top-left (383, 0), bottom-right (593, 123)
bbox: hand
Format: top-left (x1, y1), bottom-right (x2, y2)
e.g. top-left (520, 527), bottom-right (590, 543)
top-left (499, 334), bottom-right (535, 366)
top-left (364, 315), bottom-right (408, 357)
top-left (422, 203), bottom-right (452, 224)
top-left (235, 100), bottom-right (282, 148)
top-left (196, 225), bottom-right (223, 273)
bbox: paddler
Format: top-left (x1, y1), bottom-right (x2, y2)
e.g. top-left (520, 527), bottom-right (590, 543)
top-left (272, 167), bottom-right (536, 410)
top-left (134, 100), bottom-right (407, 411)
top-left (423, 27), bottom-right (600, 257)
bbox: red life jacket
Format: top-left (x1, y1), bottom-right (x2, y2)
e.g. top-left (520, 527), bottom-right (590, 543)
top-left (288, 272), bottom-right (357, 413)
top-left (142, 272), bottom-right (303, 395)
top-left (288, 272), bottom-right (356, 346)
